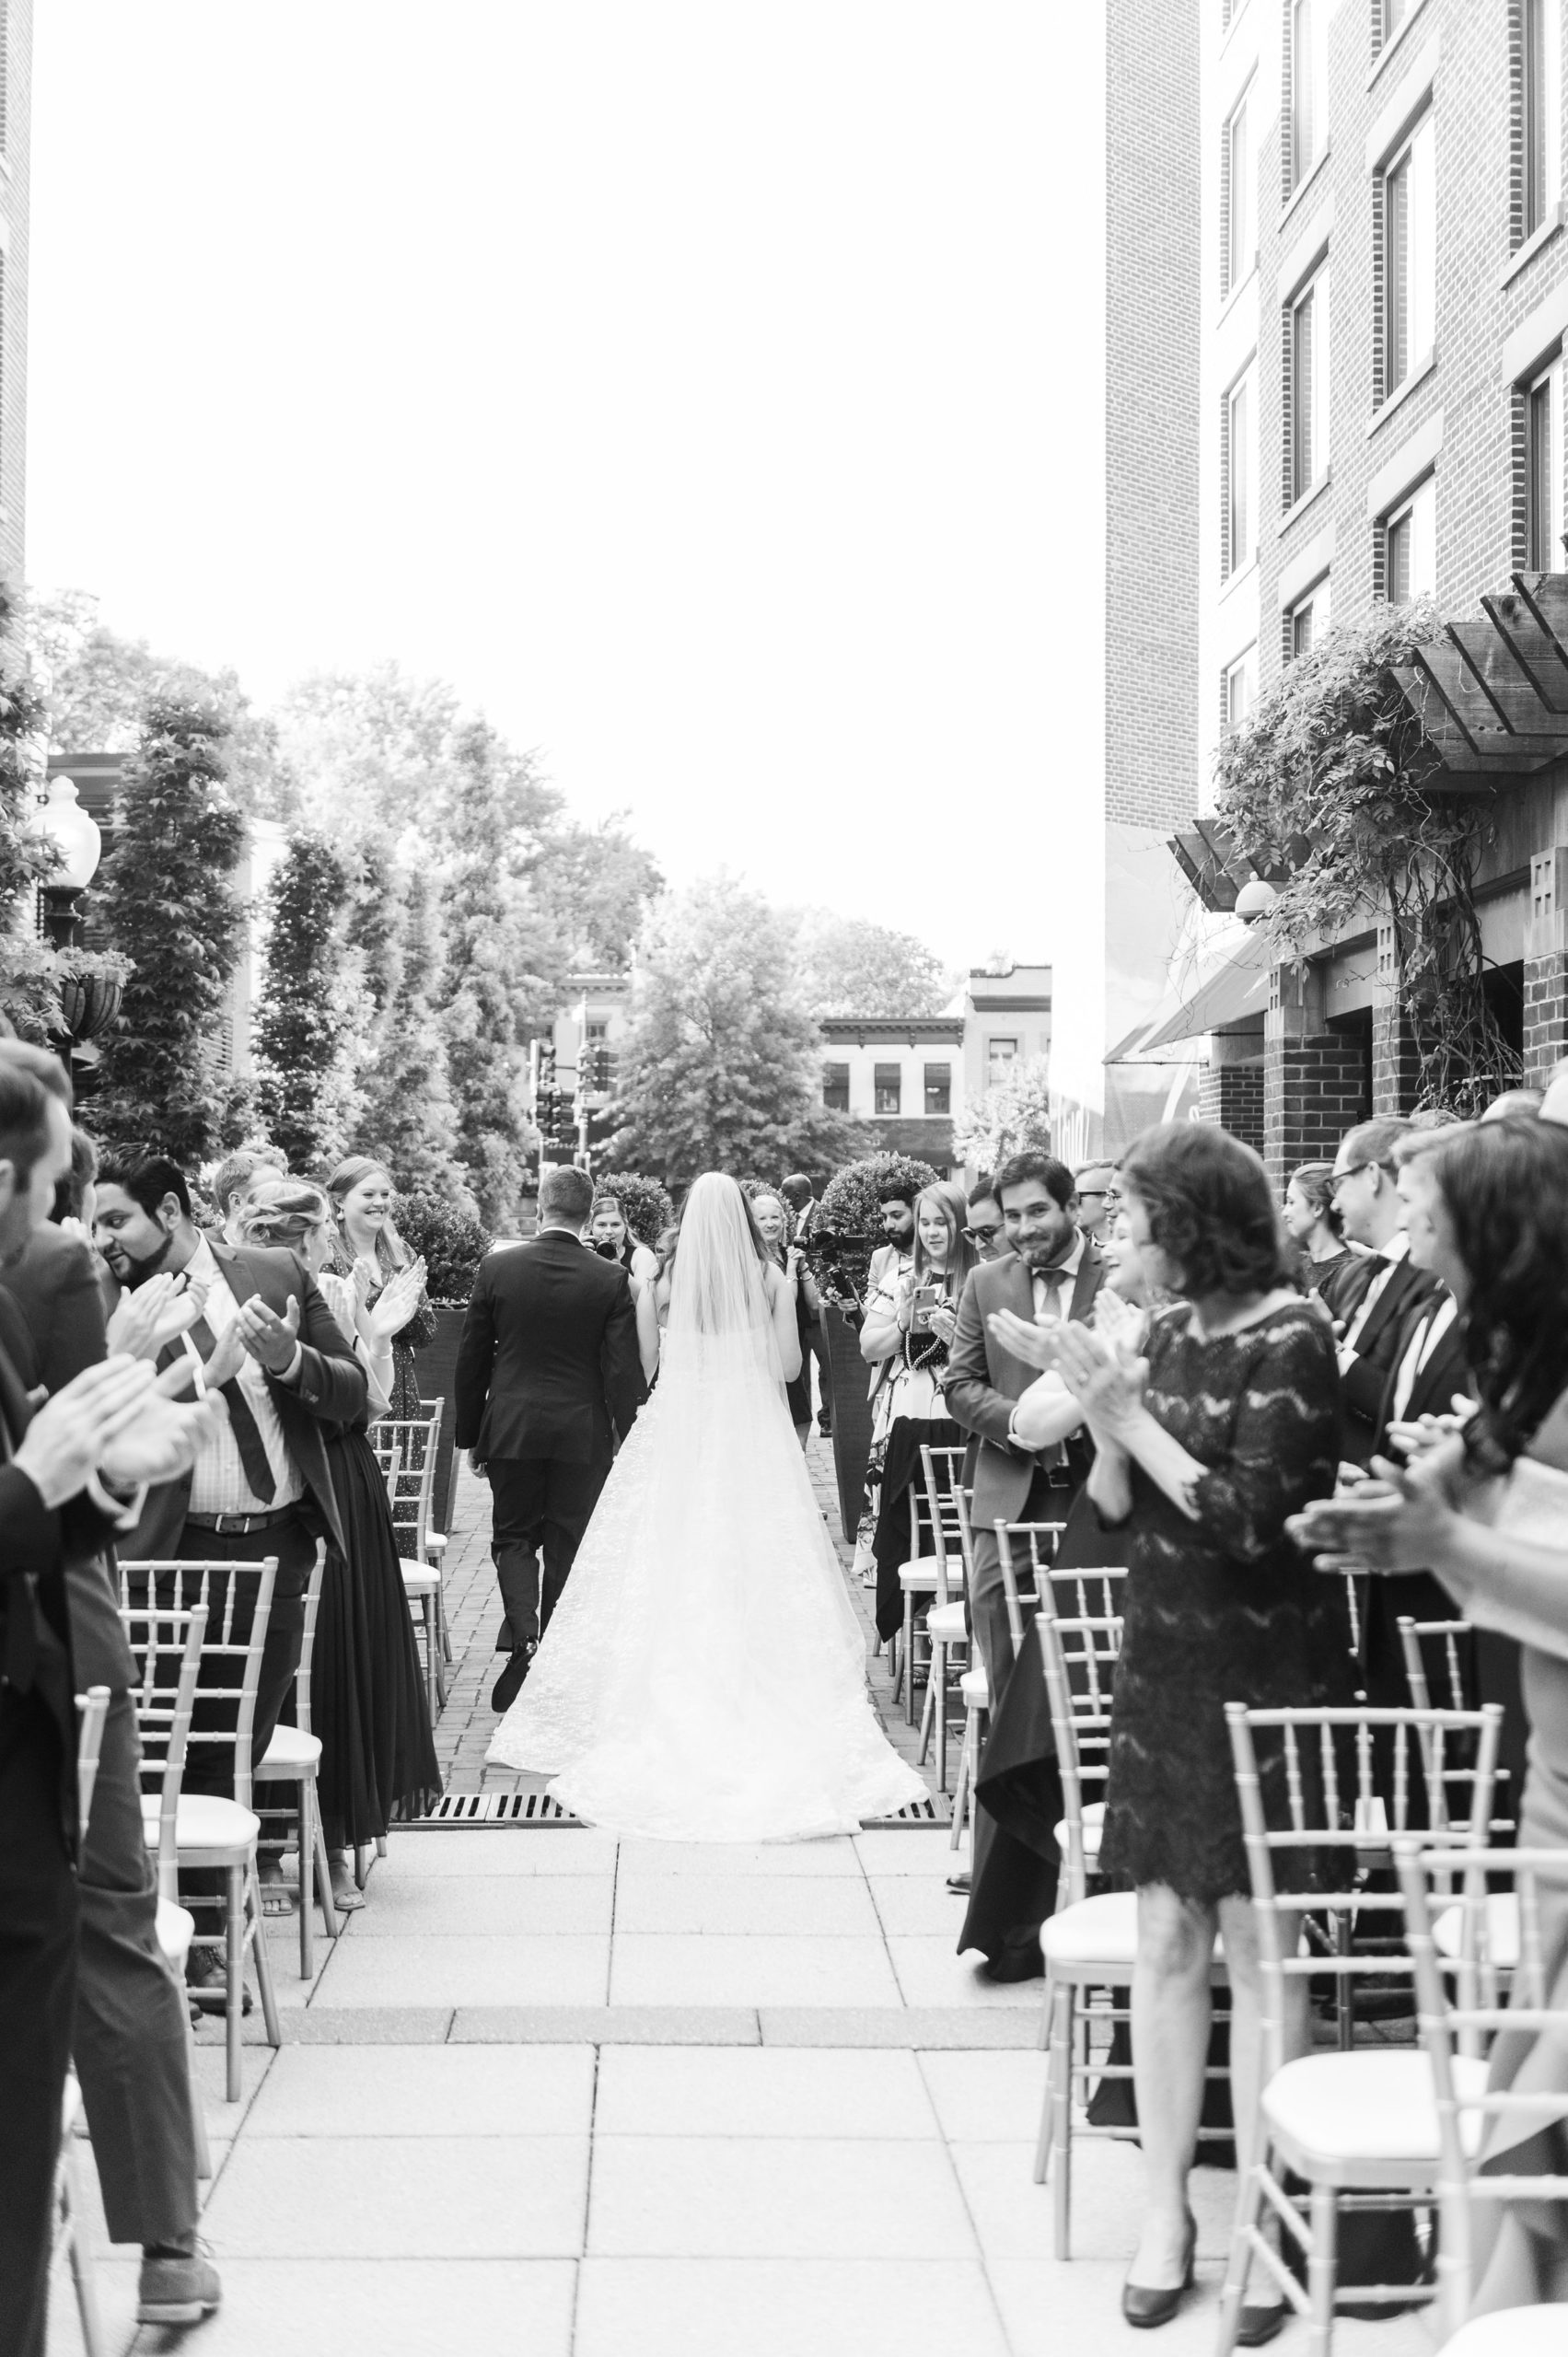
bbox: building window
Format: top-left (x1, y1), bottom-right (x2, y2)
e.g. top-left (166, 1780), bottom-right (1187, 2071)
top-left (874, 1062), bottom-right (901, 1115)
top-left (1521, 0), bottom-right (1562, 245)
top-left (822, 1062), bottom-right (850, 1112)
top-left (1224, 87), bottom-right (1253, 296)
top-left (1288, 266), bottom-right (1330, 503)
top-left (923, 1062), bottom-right (952, 1116)
top-left (1385, 474), bottom-right (1436, 603)
top-left (1289, 0), bottom-right (1328, 192)
top-left (1287, 577), bottom-right (1332, 659)
top-left (1223, 644), bottom-right (1259, 732)
top-left (1224, 366), bottom-right (1256, 576)
top-left (1382, 0), bottom-right (1411, 41)
top-left (986, 1037), bottom-right (1018, 1086)
top-left (1382, 112), bottom-right (1435, 401)
top-left (1525, 359), bottom-right (1563, 568)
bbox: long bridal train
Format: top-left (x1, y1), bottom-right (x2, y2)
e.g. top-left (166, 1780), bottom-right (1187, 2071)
top-left (487, 1177), bottom-right (923, 1841)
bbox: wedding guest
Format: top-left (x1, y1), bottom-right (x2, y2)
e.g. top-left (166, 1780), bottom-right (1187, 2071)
top-left (946, 1152), bottom-right (1107, 1693)
top-left (864, 1182), bottom-right (974, 1636)
top-left (853, 1178), bottom-right (920, 1576)
top-left (781, 1172), bottom-right (831, 1434)
top-left (1019, 1123), bottom-right (1344, 2331)
top-left (1330, 1118), bottom-right (1439, 1465)
top-left (1282, 1159), bottom-right (1365, 1319)
top-left (1294, 1114), bottom-right (1568, 2313)
top-left (1074, 1162), bottom-right (1116, 1242)
top-left (749, 1188), bottom-right (819, 1446)
top-left (241, 1180), bottom-right (441, 1902)
top-left (325, 1155), bottom-right (434, 1419)
top-left (964, 1178), bottom-right (1010, 1261)
top-left (211, 1144), bottom-right (289, 1246)
top-left (589, 1192), bottom-right (661, 1382)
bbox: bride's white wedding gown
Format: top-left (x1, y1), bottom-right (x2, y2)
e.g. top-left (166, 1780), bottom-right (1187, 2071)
top-left (486, 1178), bottom-right (924, 1840)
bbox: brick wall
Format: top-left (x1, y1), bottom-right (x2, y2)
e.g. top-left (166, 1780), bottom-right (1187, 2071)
top-left (1524, 947), bottom-right (1568, 1086)
top-left (1262, 1032), bottom-right (1367, 1192)
top-left (1198, 1056), bottom-right (1265, 1153)
top-left (0, 0), bottom-right (30, 583)
top-left (1107, 0), bottom-right (1201, 831)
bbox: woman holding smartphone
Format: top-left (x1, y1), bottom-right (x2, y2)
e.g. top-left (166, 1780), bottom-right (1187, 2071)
top-left (865, 1182), bottom-right (978, 1640)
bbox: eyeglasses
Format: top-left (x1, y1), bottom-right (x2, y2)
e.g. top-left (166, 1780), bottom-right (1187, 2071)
top-left (963, 1225), bottom-right (1002, 1244)
top-left (1330, 1160), bottom-right (1391, 1193)
top-left (1077, 1189), bottom-right (1109, 1203)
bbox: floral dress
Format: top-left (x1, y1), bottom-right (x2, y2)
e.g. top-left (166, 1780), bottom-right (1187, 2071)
top-left (1098, 1298), bottom-right (1351, 1905)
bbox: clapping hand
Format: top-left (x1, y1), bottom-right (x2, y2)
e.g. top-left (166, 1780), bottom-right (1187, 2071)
top-left (988, 1306), bottom-right (1065, 1372)
top-left (235, 1293), bottom-right (302, 1375)
top-left (1385, 1395), bottom-right (1478, 1463)
top-left (97, 1390), bottom-right (224, 1490)
top-left (1051, 1320), bottom-right (1149, 1437)
top-left (14, 1356), bottom-right (160, 1509)
top-left (350, 1255), bottom-right (378, 1314)
top-left (928, 1302), bottom-right (958, 1348)
top-left (106, 1271), bottom-right (205, 1361)
top-left (1289, 1446), bottom-right (1464, 1574)
top-left (364, 1260), bottom-right (425, 1343)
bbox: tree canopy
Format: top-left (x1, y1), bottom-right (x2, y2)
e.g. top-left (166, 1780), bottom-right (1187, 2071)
top-left (793, 909), bottom-right (956, 1018)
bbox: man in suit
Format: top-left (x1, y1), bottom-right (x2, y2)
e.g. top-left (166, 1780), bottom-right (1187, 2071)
top-left (94, 1149), bottom-right (366, 1787)
top-left (456, 1163), bottom-right (645, 1713)
top-left (0, 1062), bottom-right (215, 2355)
top-left (946, 1150), bottom-right (1107, 1697)
top-left (0, 1055), bottom-right (222, 2328)
top-left (1329, 1117), bottom-right (1441, 1466)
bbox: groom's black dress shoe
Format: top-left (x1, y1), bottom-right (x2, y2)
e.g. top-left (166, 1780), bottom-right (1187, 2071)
top-left (981, 1933), bottom-right (1043, 1983)
top-left (492, 1643), bottom-right (536, 1713)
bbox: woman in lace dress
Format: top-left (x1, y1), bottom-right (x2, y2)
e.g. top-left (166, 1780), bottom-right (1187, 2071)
top-left (1296, 1115), bottom-right (1568, 2314)
top-left (487, 1173), bottom-right (923, 1840)
top-left (1005, 1123), bottom-right (1345, 2330)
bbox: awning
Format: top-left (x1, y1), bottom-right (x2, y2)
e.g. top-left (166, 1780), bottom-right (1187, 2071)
top-left (1106, 929), bottom-right (1272, 1062)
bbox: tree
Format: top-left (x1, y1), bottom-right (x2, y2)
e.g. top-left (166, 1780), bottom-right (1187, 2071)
top-left (794, 910), bottom-right (955, 1018)
top-left (355, 869), bottom-right (471, 1203)
top-left (542, 817), bottom-right (663, 969)
top-left (607, 877), bottom-right (866, 1185)
top-left (0, 581), bottom-right (70, 1041)
top-left (27, 590), bottom-right (284, 813)
top-left (952, 1054), bottom-right (1053, 1171)
top-left (253, 834), bottom-right (370, 1170)
top-left (436, 722), bottom-right (543, 1225)
top-left (94, 701), bottom-right (247, 1163)
top-left (270, 661), bottom-right (474, 839)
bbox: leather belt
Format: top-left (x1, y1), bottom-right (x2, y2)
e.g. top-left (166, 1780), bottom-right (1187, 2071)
top-left (186, 1505), bottom-right (300, 1536)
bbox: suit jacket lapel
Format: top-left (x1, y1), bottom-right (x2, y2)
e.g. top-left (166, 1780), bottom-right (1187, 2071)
top-left (1066, 1246), bottom-right (1104, 1323)
top-left (0, 1331), bottom-right (29, 1454)
top-left (1360, 1260), bottom-right (1422, 1354)
top-left (208, 1238), bottom-right (260, 1310)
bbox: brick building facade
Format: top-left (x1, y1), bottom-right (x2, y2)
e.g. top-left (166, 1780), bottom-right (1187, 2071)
top-left (0, 0), bottom-right (29, 583)
top-left (1186, 0), bottom-right (1568, 1178)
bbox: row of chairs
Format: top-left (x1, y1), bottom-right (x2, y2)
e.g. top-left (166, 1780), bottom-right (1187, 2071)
top-left (1030, 1565), bottom-right (1564, 2353)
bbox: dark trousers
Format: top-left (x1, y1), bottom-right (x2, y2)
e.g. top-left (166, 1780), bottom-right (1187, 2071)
top-left (173, 1508), bottom-right (319, 1796)
top-left (0, 1684), bottom-right (78, 2357)
top-left (489, 1455), bottom-right (609, 1651)
top-left (74, 1689), bottom-right (198, 2249)
top-left (970, 1469), bottom-right (1079, 1704)
top-left (806, 1319), bottom-right (833, 1428)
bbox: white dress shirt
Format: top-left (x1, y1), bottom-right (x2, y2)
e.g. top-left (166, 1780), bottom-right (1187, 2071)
top-left (1007, 1230), bottom-right (1088, 1460)
top-left (1389, 1294), bottom-right (1459, 1427)
top-left (181, 1236), bottom-right (305, 1515)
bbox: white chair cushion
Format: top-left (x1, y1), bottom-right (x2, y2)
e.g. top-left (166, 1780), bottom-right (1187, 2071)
top-left (959, 1666), bottom-right (989, 1709)
top-left (1440, 2309), bottom-right (1568, 2356)
top-left (142, 1791), bottom-right (259, 1854)
top-left (927, 1601), bottom-right (968, 1641)
top-left (401, 1560), bottom-right (439, 1595)
top-left (157, 1898), bottom-right (194, 1965)
top-left (426, 1531), bottom-right (447, 1555)
top-left (1434, 1892), bottom-right (1519, 1968)
top-left (1042, 1888), bottom-right (1138, 1970)
top-left (899, 1562), bottom-right (939, 1592)
top-left (1261, 2048), bottom-right (1489, 2166)
top-left (1053, 1801), bottom-right (1106, 1859)
top-left (256, 1724), bottom-right (322, 1775)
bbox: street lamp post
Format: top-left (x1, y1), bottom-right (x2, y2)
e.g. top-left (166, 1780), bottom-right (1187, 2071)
top-left (34, 775), bottom-right (102, 949)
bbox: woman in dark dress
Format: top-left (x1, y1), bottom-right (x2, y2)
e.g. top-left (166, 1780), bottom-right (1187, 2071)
top-left (1283, 1158), bottom-right (1368, 1321)
top-left (997, 1124), bottom-right (1345, 2332)
top-left (240, 1182), bottom-right (441, 1909)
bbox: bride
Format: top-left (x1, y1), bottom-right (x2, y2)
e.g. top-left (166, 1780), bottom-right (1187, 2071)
top-left (487, 1172), bottom-right (924, 1840)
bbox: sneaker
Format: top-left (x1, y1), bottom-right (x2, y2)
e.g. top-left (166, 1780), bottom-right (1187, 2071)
top-left (137, 2248), bottom-right (223, 2328)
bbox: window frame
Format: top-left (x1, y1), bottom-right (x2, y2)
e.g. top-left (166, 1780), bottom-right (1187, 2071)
top-left (1223, 644), bottom-right (1259, 734)
top-left (1525, 356), bottom-right (1563, 570)
top-left (1384, 472), bottom-right (1437, 604)
top-left (923, 1062), bottom-right (952, 1117)
top-left (1224, 361), bottom-right (1257, 578)
top-left (1520, 0), bottom-right (1562, 247)
top-left (1289, 0), bottom-right (1328, 193)
top-left (873, 1062), bottom-right (902, 1116)
top-left (1288, 261), bottom-right (1330, 505)
top-left (1381, 110), bottom-right (1436, 405)
top-left (822, 1062), bottom-right (851, 1114)
top-left (985, 1037), bottom-right (1018, 1087)
top-left (1224, 80), bottom-right (1255, 298)
top-left (1286, 575), bottom-right (1332, 661)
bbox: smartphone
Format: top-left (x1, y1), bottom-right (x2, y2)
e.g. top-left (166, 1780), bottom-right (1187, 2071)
top-left (912, 1283), bottom-right (943, 1330)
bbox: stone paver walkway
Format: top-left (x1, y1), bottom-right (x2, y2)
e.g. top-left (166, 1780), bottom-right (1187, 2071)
top-left (50, 1434), bottom-right (1433, 2355)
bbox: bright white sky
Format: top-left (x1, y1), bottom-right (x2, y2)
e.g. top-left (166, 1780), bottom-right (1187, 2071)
top-left (29, 3), bottom-right (1105, 975)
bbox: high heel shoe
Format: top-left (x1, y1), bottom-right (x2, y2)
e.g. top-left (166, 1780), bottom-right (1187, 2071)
top-left (1121, 2212), bottom-right (1197, 2329)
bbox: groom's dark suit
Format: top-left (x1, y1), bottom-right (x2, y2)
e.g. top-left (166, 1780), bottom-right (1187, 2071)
top-left (455, 1227), bottom-right (646, 1659)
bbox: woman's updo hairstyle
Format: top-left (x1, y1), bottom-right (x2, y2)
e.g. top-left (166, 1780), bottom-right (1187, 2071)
top-left (238, 1178), bottom-right (331, 1253)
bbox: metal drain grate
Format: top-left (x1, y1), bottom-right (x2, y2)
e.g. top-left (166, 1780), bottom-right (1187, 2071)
top-left (406, 1790), bottom-right (950, 1829)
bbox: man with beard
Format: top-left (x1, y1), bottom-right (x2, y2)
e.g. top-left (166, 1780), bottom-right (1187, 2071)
top-left (93, 1149), bottom-right (366, 1984)
top-left (945, 1151), bottom-right (1107, 1694)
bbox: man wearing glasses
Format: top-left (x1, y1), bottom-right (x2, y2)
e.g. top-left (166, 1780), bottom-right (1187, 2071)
top-left (961, 1179), bottom-right (1011, 1262)
top-left (1072, 1162), bottom-right (1116, 1242)
top-left (1329, 1117), bottom-right (1441, 1465)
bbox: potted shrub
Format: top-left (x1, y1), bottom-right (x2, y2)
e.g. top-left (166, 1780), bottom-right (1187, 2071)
top-left (803, 1152), bottom-right (939, 1544)
top-left (395, 1187), bottom-right (493, 1532)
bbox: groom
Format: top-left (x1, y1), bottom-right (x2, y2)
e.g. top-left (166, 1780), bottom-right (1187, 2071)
top-left (456, 1165), bottom-right (646, 1713)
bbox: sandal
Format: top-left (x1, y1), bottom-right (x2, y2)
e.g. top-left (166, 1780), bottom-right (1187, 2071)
top-left (329, 1876), bottom-right (366, 1912)
top-left (258, 1874), bottom-right (298, 1918)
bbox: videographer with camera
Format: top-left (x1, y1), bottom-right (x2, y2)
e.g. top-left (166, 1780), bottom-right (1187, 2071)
top-left (862, 1182), bottom-right (977, 1640)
